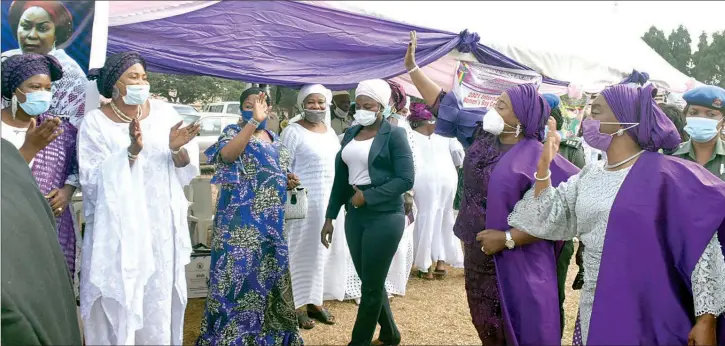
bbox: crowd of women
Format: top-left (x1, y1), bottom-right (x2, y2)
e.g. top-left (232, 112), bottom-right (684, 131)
top-left (1, 3), bottom-right (724, 344)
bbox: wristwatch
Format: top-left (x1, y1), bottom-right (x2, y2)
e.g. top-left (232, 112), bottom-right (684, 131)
top-left (505, 230), bottom-right (515, 250)
top-left (247, 118), bottom-right (261, 128)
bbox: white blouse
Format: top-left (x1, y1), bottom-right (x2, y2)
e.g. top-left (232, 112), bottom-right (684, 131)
top-left (1, 122), bottom-right (32, 166)
top-left (342, 138), bottom-right (373, 185)
top-left (508, 161), bottom-right (725, 345)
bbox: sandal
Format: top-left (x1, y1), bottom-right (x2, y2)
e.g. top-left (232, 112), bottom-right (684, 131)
top-left (307, 306), bottom-right (336, 325)
top-left (371, 338), bottom-right (400, 346)
top-left (572, 270), bottom-right (584, 290)
top-left (417, 270), bottom-right (435, 280)
top-left (296, 310), bottom-right (315, 330)
top-left (433, 267), bottom-right (448, 279)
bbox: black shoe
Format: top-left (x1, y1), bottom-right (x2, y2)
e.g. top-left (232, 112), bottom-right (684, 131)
top-left (572, 270), bottom-right (584, 290)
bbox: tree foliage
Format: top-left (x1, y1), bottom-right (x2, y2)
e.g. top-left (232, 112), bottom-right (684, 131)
top-left (643, 26), bottom-right (725, 88)
top-left (147, 73), bottom-right (247, 104)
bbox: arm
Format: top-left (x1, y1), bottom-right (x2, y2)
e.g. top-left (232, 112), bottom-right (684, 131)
top-left (219, 123), bottom-right (257, 163)
top-left (405, 31), bottom-right (443, 107)
top-left (324, 151), bottom-right (350, 220)
top-left (363, 128), bottom-right (415, 206)
top-left (691, 233), bottom-right (725, 319)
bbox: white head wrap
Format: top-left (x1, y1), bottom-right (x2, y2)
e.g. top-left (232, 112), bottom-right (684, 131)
top-left (297, 84), bottom-right (332, 127)
top-left (355, 79), bottom-right (392, 108)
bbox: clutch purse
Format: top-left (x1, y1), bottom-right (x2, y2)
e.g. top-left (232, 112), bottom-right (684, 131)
top-left (285, 186), bottom-right (308, 220)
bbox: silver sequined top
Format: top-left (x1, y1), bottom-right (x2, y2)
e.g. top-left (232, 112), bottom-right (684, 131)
top-left (508, 161), bottom-right (725, 345)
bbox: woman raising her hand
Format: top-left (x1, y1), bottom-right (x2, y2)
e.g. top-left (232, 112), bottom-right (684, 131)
top-left (197, 88), bottom-right (303, 346)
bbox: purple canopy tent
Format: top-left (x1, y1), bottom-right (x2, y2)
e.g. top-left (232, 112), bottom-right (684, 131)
top-left (106, 1), bottom-right (568, 90)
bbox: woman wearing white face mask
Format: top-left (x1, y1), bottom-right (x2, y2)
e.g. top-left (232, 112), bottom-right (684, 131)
top-left (78, 52), bottom-right (201, 345)
top-left (322, 79), bottom-right (414, 346)
top-left (1, 53), bottom-right (83, 288)
top-left (670, 85), bottom-right (725, 180)
top-left (280, 84), bottom-right (347, 329)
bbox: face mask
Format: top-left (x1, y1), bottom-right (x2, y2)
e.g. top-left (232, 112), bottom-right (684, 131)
top-left (581, 119), bottom-right (639, 151)
top-left (333, 107), bottom-right (348, 119)
top-left (685, 117), bottom-right (722, 143)
top-left (382, 105), bottom-right (393, 119)
top-left (241, 110), bottom-right (267, 129)
top-left (482, 108), bottom-right (519, 136)
top-left (15, 90), bottom-right (52, 116)
top-left (303, 109), bottom-right (326, 123)
top-left (354, 109), bottom-right (378, 126)
top-left (121, 83), bottom-right (150, 105)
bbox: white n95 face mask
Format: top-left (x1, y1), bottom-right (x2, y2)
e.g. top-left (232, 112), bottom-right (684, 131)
top-left (482, 108), bottom-right (520, 136)
top-left (353, 109), bottom-right (377, 126)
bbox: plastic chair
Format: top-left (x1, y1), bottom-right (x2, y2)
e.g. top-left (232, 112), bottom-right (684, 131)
top-left (187, 176), bottom-right (214, 246)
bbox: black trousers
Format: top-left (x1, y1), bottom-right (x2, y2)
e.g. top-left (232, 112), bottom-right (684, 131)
top-left (345, 207), bottom-right (405, 346)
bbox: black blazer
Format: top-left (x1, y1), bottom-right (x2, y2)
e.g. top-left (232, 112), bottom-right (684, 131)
top-left (325, 120), bottom-right (414, 218)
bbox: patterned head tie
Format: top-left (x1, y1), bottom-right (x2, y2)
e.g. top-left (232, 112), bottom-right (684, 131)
top-left (1, 53), bottom-right (63, 100)
top-left (87, 51), bottom-right (146, 98)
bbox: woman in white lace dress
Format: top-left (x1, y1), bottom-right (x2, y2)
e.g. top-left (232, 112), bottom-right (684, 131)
top-left (78, 52), bottom-right (200, 345)
top-left (281, 84), bottom-right (347, 329)
top-left (481, 83), bottom-right (725, 345)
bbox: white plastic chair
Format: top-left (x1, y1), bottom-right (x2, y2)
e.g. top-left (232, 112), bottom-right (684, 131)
top-left (187, 176), bottom-right (214, 246)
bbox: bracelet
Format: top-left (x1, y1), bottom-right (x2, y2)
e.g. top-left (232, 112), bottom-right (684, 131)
top-left (170, 148), bottom-right (181, 155)
top-left (408, 65), bottom-right (420, 74)
top-left (534, 169), bottom-right (551, 181)
top-left (246, 118), bottom-right (261, 128)
top-left (128, 150), bottom-right (138, 160)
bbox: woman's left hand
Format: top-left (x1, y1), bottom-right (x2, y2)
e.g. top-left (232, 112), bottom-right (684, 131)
top-left (351, 185), bottom-right (366, 208)
top-left (688, 314), bottom-right (716, 346)
top-left (287, 173), bottom-right (301, 190)
top-left (46, 186), bottom-right (73, 217)
top-left (169, 120), bottom-right (201, 152)
top-left (476, 229), bottom-right (506, 256)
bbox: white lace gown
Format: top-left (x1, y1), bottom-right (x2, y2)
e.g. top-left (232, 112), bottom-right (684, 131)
top-left (280, 123), bottom-right (349, 308)
top-left (78, 100), bottom-right (199, 345)
top-left (508, 162), bottom-right (725, 345)
top-left (409, 132), bottom-right (464, 272)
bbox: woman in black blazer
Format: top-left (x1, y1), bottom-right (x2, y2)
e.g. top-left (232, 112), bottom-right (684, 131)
top-left (321, 79), bottom-right (414, 346)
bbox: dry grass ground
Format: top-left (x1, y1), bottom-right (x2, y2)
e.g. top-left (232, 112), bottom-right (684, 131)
top-left (182, 245), bottom-right (582, 345)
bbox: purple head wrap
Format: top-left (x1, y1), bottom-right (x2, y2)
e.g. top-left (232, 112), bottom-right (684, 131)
top-left (505, 83), bottom-right (550, 140)
top-left (87, 51), bottom-right (146, 98)
top-left (1, 53), bottom-right (63, 100)
top-left (601, 84), bottom-right (681, 152)
top-left (386, 79), bottom-right (407, 112)
top-left (408, 102), bottom-right (434, 123)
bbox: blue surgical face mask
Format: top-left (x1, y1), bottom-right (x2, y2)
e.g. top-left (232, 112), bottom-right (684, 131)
top-left (382, 105), bottom-right (393, 119)
top-left (241, 110), bottom-right (267, 129)
top-left (120, 83), bottom-right (150, 105)
top-left (685, 117), bottom-right (721, 143)
top-left (16, 90), bottom-right (52, 116)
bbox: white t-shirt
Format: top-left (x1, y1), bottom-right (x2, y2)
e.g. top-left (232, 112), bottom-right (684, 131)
top-left (1, 122), bottom-right (33, 167)
top-left (342, 138), bottom-right (373, 185)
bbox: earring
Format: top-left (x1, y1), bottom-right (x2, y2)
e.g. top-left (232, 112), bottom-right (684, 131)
top-left (11, 95), bottom-right (17, 119)
top-left (515, 123), bottom-right (522, 137)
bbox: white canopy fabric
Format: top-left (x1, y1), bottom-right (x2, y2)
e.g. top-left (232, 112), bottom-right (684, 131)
top-left (337, 1), bottom-right (701, 94)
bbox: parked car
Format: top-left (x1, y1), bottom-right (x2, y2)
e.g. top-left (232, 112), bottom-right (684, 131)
top-left (196, 113), bottom-right (240, 164)
top-left (170, 104), bottom-right (201, 125)
top-left (202, 101), bottom-right (240, 115)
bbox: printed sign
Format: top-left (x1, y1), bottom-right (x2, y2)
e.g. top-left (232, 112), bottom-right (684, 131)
top-left (454, 61), bottom-right (542, 109)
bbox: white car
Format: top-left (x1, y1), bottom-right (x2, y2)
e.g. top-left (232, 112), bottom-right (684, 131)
top-left (202, 101), bottom-right (240, 115)
top-left (196, 113), bottom-right (241, 164)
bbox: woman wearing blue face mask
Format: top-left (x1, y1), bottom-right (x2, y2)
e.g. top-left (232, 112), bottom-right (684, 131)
top-left (670, 85), bottom-right (725, 179)
top-left (1, 52), bottom-right (83, 289)
top-left (197, 87), bottom-right (303, 345)
top-left (322, 79), bottom-right (414, 346)
top-left (78, 51), bottom-right (201, 345)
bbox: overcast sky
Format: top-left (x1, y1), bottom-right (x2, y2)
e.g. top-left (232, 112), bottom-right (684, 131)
top-left (347, 1), bottom-right (725, 50)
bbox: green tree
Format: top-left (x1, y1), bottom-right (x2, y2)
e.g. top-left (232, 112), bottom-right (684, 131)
top-left (147, 72), bottom-right (247, 104)
top-left (692, 31), bottom-right (725, 88)
top-left (642, 25), bottom-right (691, 75)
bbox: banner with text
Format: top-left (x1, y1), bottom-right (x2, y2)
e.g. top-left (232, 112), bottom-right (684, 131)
top-left (453, 61), bottom-right (542, 109)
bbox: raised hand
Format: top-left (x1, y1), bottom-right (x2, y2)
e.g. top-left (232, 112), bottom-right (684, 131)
top-left (169, 120), bottom-right (201, 151)
top-left (23, 117), bottom-right (61, 153)
top-left (252, 92), bottom-right (269, 123)
top-left (540, 116), bottom-right (560, 166)
top-left (404, 31), bottom-right (418, 71)
top-left (129, 118), bottom-right (143, 155)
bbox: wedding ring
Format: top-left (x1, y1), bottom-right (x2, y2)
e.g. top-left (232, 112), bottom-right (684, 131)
top-left (56, 207), bottom-right (62, 213)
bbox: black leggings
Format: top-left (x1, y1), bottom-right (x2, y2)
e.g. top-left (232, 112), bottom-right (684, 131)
top-left (345, 207), bottom-right (405, 346)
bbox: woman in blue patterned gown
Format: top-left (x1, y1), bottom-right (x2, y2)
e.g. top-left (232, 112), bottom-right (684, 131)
top-left (196, 88), bottom-right (303, 346)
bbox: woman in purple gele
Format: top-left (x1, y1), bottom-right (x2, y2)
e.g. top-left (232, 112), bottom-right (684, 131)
top-left (404, 30), bottom-right (579, 345)
top-left (501, 83), bottom-right (725, 345)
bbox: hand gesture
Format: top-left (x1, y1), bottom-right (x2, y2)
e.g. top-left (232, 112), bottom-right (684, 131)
top-left (321, 219), bottom-right (334, 249)
top-left (404, 31), bottom-right (418, 71)
top-left (287, 173), bottom-right (301, 190)
top-left (540, 116), bottom-right (560, 165)
top-left (23, 117), bottom-right (61, 153)
top-left (476, 229), bottom-right (506, 256)
top-left (351, 185), bottom-right (366, 208)
top-left (46, 186), bottom-right (72, 217)
top-left (129, 118), bottom-right (143, 155)
top-left (252, 92), bottom-right (269, 123)
top-left (169, 120), bottom-right (201, 151)
top-left (688, 315), bottom-right (716, 346)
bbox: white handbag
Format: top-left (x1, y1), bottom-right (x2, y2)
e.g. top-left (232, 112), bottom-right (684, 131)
top-left (285, 186), bottom-right (308, 220)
